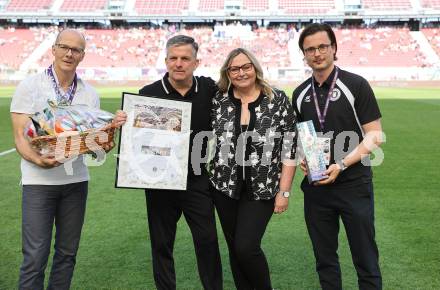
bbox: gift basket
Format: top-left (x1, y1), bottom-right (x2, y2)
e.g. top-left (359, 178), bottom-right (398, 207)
top-left (25, 101), bottom-right (116, 159)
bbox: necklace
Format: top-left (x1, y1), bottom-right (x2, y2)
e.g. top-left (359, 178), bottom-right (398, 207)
top-left (46, 64), bottom-right (77, 105)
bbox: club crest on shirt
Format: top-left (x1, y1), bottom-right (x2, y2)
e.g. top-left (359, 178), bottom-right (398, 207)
top-left (304, 95), bottom-right (311, 102)
top-left (330, 88), bottom-right (341, 101)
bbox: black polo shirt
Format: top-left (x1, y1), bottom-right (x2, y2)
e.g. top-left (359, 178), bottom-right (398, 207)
top-left (139, 73), bottom-right (216, 178)
top-left (292, 67), bottom-right (381, 188)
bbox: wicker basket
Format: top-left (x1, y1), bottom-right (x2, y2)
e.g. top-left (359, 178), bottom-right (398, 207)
top-left (31, 124), bottom-right (116, 158)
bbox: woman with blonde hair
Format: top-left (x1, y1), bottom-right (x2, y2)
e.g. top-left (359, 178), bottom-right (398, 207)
top-left (209, 48), bottom-right (297, 289)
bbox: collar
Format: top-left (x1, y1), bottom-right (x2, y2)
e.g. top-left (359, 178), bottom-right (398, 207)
top-left (52, 63), bottom-right (82, 93)
top-left (313, 66), bottom-right (337, 88)
top-left (161, 72), bottom-right (198, 95)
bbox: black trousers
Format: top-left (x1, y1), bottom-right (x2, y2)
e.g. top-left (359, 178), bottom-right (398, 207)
top-left (303, 181), bottom-right (382, 290)
top-left (19, 182), bottom-right (88, 290)
top-left (212, 187), bottom-right (274, 290)
top-left (145, 174), bottom-right (222, 290)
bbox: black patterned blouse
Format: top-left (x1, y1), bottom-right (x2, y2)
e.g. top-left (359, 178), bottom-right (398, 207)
top-left (209, 87), bottom-right (297, 200)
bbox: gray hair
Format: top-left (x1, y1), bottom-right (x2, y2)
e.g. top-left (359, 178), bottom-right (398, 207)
top-left (166, 35), bottom-right (199, 58)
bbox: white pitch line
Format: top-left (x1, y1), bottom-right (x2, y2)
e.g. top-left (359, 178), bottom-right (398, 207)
top-left (0, 148), bottom-right (16, 156)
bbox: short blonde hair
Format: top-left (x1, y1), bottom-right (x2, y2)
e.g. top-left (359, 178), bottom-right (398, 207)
top-left (217, 48), bottom-right (274, 99)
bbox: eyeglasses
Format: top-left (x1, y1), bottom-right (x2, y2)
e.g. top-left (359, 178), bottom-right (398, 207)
top-left (55, 43), bottom-right (84, 57)
top-left (304, 44), bottom-right (332, 56)
top-left (228, 63), bottom-right (254, 75)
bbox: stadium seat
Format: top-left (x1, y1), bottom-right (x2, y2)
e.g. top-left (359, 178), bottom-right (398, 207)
top-left (362, 0), bottom-right (412, 10)
top-left (135, 0), bottom-right (189, 15)
top-left (5, 0), bottom-right (53, 11)
top-left (278, 0), bottom-right (335, 15)
top-left (198, 0), bottom-right (224, 12)
top-left (60, 0), bottom-right (107, 12)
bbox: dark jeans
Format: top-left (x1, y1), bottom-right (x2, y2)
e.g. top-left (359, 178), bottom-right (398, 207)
top-left (145, 174), bottom-right (222, 290)
top-left (303, 182), bottom-right (382, 290)
top-left (19, 181), bottom-right (88, 290)
top-left (212, 187), bottom-right (274, 290)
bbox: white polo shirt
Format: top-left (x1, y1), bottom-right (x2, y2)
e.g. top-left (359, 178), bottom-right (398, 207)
top-left (10, 71), bottom-right (100, 185)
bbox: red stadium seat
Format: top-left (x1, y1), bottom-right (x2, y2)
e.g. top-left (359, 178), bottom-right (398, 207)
top-left (60, 0), bottom-right (107, 12)
top-left (279, 0), bottom-right (335, 15)
top-left (5, 0), bottom-right (53, 11)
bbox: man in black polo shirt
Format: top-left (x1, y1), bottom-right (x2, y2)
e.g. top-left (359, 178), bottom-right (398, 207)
top-left (139, 35), bottom-right (222, 290)
top-left (292, 24), bottom-right (384, 290)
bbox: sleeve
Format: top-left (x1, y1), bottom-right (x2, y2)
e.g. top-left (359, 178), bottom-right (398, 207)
top-left (279, 90), bottom-right (297, 161)
top-left (207, 77), bottom-right (218, 131)
top-left (355, 77), bottom-right (382, 125)
top-left (10, 77), bottom-right (35, 114)
top-left (211, 91), bottom-right (219, 133)
top-left (291, 87), bottom-right (302, 122)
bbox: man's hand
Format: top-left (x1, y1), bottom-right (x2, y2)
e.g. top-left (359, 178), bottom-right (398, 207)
top-left (34, 155), bottom-right (61, 168)
top-left (102, 141), bottom-right (115, 153)
top-left (314, 163), bottom-right (341, 186)
top-left (113, 110), bottom-right (127, 128)
top-left (274, 192), bottom-right (289, 214)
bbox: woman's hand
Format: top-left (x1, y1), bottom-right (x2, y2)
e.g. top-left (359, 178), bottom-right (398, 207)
top-left (274, 192), bottom-right (289, 214)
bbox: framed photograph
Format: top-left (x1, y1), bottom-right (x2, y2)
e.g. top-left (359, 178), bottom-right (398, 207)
top-left (115, 92), bottom-right (192, 190)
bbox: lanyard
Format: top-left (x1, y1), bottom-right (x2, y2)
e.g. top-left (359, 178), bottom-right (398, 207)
top-left (311, 67), bottom-right (338, 131)
top-left (46, 64), bottom-right (77, 105)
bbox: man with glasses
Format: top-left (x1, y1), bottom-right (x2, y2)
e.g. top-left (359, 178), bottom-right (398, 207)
top-left (11, 29), bottom-right (126, 290)
top-left (292, 23), bottom-right (383, 290)
top-left (138, 35), bottom-right (222, 290)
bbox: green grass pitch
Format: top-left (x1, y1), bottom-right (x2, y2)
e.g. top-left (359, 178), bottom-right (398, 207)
top-left (0, 86), bottom-right (439, 289)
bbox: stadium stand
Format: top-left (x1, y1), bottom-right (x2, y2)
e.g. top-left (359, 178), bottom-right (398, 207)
top-left (422, 28), bottom-right (440, 57)
top-left (191, 26), bottom-right (291, 68)
top-left (33, 25), bottom-right (293, 72)
top-left (5, 0), bottom-right (53, 11)
top-left (198, 0), bottom-right (224, 12)
top-left (60, 0), bottom-right (108, 12)
top-left (0, 0), bottom-right (439, 81)
top-left (278, 0), bottom-right (335, 15)
top-left (335, 28), bottom-right (429, 67)
top-left (362, 0), bottom-right (412, 10)
top-left (0, 27), bottom-right (50, 70)
top-left (38, 28), bottom-right (168, 68)
top-left (135, 0), bottom-right (189, 15)
top-left (1, 25), bottom-right (433, 71)
top-left (420, 0), bottom-right (440, 9)
top-left (242, 0), bottom-right (269, 11)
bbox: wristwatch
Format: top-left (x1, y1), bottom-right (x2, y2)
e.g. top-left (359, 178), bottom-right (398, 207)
top-left (281, 191), bottom-right (290, 198)
top-left (336, 159), bottom-right (347, 172)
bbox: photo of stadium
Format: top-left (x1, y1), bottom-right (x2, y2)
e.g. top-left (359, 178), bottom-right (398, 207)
top-left (0, 0), bottom-right (439, 289)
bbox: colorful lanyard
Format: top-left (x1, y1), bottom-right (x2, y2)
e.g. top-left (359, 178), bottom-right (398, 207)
top-left (46, 64), bottom-right (77, 105)
top-left (311, 67), bottom-right (339, 131)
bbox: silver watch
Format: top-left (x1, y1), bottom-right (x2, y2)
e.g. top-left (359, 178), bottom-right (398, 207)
top-left (281, 191), bottom-right (290, 198)
top-left (336, 159), bottom-right (347, 171)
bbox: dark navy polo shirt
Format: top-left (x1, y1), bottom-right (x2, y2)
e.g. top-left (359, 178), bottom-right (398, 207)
top-left (139, 73), bottom-right (216, 178)
top-left (292, 67), bottom-right (382, 187)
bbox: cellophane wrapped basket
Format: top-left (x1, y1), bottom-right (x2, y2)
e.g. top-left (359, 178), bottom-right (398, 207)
top-left (30, 125), bottom-right (116, 158)
top-left (26, 101), bottom-right (116, 159)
